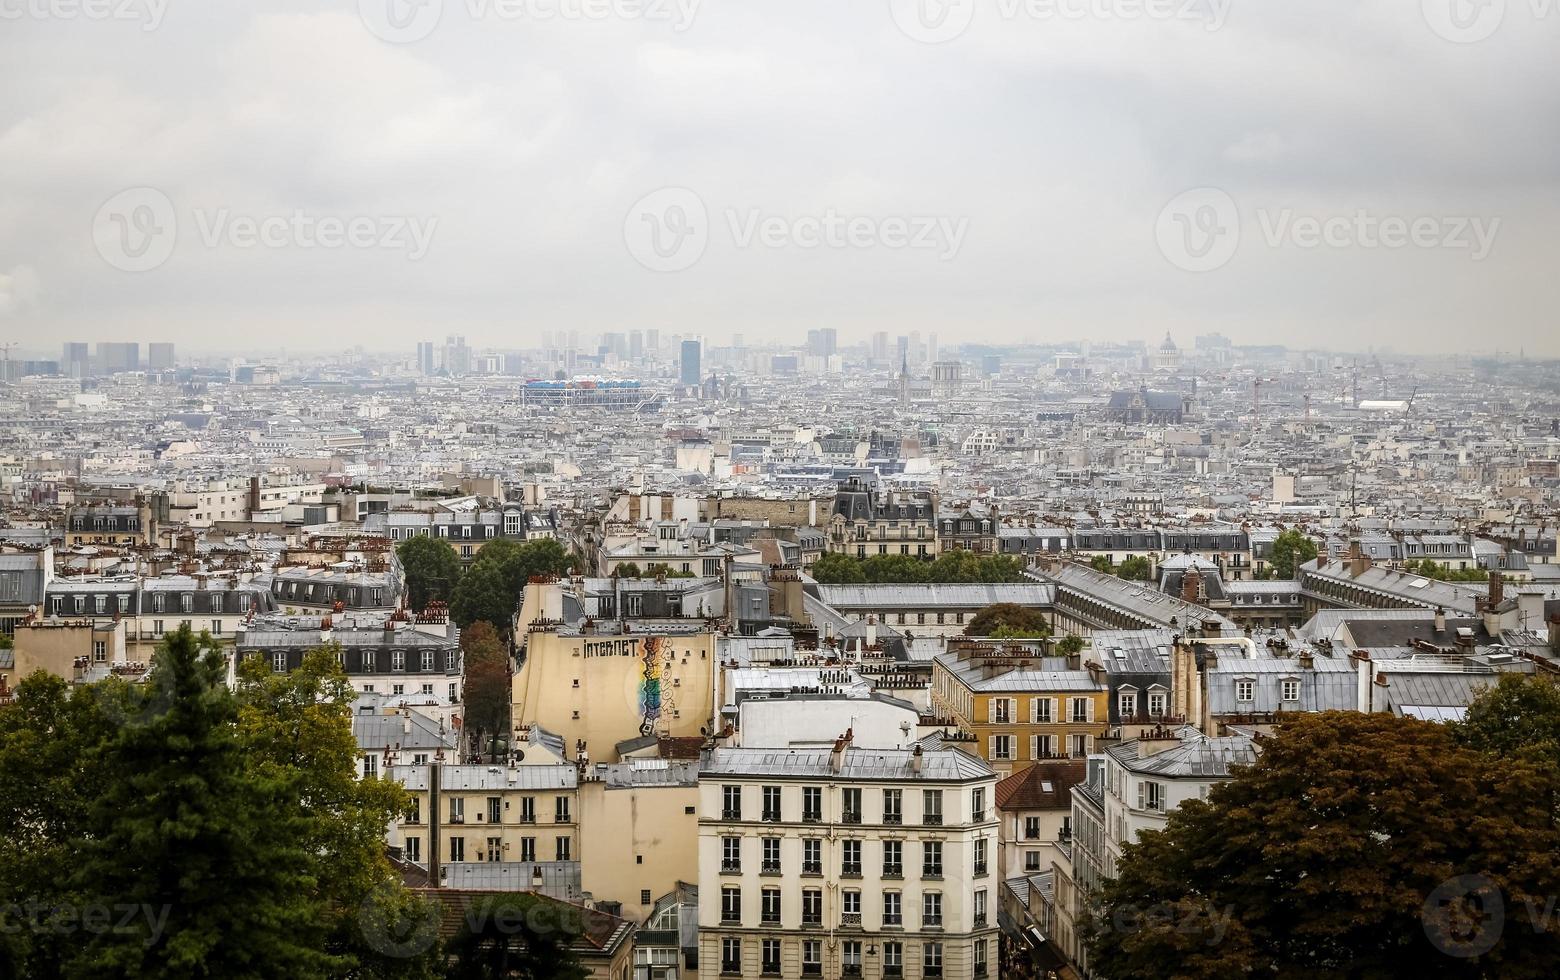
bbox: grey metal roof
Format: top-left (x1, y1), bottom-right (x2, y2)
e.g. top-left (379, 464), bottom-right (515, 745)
top-left (393, 763), bottom-right (578, 791)
top-left (934, 653), bottom-right (1105, 693)
top-left (814, 583), bottom-right (1055, 610)
top-left (1107, 728), bottom-right (1258, 778)
top-left (703, 745), bottom-right (994, 783)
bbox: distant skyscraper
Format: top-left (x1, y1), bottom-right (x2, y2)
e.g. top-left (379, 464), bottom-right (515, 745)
top-left (62, 342), bottom-right (88, 378)
top-left (871, 332), bottom-right (889, 365)
top-left (679, 339), bottom-right (702, 387)
top-left (646, 329), bottom-right (659, 352)
top-left (417, 341), bottom-right (436, 375)
top-left (443, 335), bottom-right (470, 376)
top-left (731, 333), bottom-right (744, 350)
top-left (629, 330), bottom-right (644, 360)
top-left (96, 342), bottom-right (139, 374)
top-left (147, 343), bottom-right (175, 370)
top-left (927, 333), bottom-right (938, 365)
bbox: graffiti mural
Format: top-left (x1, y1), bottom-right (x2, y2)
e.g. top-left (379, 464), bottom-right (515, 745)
top-left (638, 636), bottom-right (663, 736)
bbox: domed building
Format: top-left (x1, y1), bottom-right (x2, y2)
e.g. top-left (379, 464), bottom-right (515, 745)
top-left (1152, 332), bottom-right (1182, 372)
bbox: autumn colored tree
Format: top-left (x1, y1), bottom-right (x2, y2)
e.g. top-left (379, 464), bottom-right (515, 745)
top-left (460, 622), bottom-right (512, 759)
top-left (1089, 711), bottom-right (1560, 979)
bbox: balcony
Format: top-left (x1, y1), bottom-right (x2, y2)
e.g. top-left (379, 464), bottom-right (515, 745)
top-left (883, 812), bottom-right (902, 825)
top-left (974, 913), bottom-right (988, 927)
top-left (802, 812), bottom-right (822, 824)
top-left (554, 814), bottom-right (571, 824)
top-left (720, 964), bottom-right (741, 977)
top-left (720, 860), bottom-right (742, 874)
top-left (801, 861), bottom-right (822, 875)
top-left (923, 867), bottom-right (943, 880)
top-left (449, 815), bottom-right (465, 825)
top-left (722, 809), bottom-right (742, 821)
top-left (761, 966), bottom-right (781, 978)
top-left (841, 863), bottom-right (862, 877)
top-left (884, 967), bottom-right (903, 979)
top-left (760, 860), bottom-right (781, 874)
top-left (761, 913), bottom-right (780, 926)
top-left (801, 915), bottom-right (822, 928)
top-left (883, 915), bottom-right (902, 927)
top-left (840, 913), bottom-right (861, 927)
top-left (971, 809), bottom-right (987, 822)
top-left (519, 814), bottom-right (537, 825)
top-left (923, 916), bottom-right (943, 928)
top-left (882, 864), bottom-right (903, 879)
top-left (720, 912), bottom-right (740, 925)
top-left (802, 965), bottom-right (822, 978)
top-left (974, 862), bottom-right (988, 877)
top-left (843, 966), bottom-right (862, 978)
top-left (761, 810), bottom-right (780, 823)
top-left (842, 811), bottom-right (862, 825)
top-left (922, 814), bottom-right (943, 827)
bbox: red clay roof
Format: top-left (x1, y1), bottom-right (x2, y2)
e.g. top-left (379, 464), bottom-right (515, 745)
top-left (995, 760), bottom-right (1088, 810)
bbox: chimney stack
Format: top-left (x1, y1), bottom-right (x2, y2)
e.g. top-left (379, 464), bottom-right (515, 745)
top-left (910, 743), bottom-right (923, 774)
top-left (1434, 606), bottom-right (1446, 634)
top-left (1489, 570), bottom-right (1504, 607)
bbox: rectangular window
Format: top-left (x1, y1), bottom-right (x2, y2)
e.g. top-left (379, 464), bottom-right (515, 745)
top-left (802, 786), bottom-right (822, 822)
top-left (519, 837), bottom-right (535, 862)
top-left (884, 942), bottom-right (903, 978)
top-left (720, 937), bottom-right (741, 976)
top-left (883, 891), bottom-right (902, 925)
top-left (422, 650), bottom-right (434, 671)
top-left (923, 789), bottom-right (943, 826)
top-left (974, 887), bottom-right (988, 925)
top-left (1281, 678), bottom-right (1300, 702)
top-left (487, 797), bottom-right (501, 824)
top-left (922, 892), bottom-right (942, 927)
top-left (404, 836), bottom-right (420, 863)
top-left (803, 838), bottom-right (822, 874)
top-left (1071, 697), bottom-right (1092, 723)
top-left (1032, 733), bottom-right (1055, 759)
top-left (761, 888), bottom-right (781, 925)
top-left (449, 837), bottom-right (465, 862)
top-left (974, 837), bottom-right (988, 875)
top-left (520, 796), bottom-right (535, 823)
top-left (842, 787), bottom-right (862, 823)
top-left (923, 841), bottom-right (943, 878)
top-left (722, 836), bottom-right (741, 872)
top-left (722, 785), bottom-right (742, 820)
top-left (883, 788), bottom-right (902, 824)
top-left (1236, 679), bottom-right (1255, 703)
top-left (450, 797), bottom-right (465, 823)
top-left (760, 938), bottom-right (780, 976)
top-left (555, 796), bottom-right (570, 823)
top-left (1149, 691), bottom-right (1167, 716)
top-left (392, 650), bottom-right (405, 672)
top-left (841, 839), bottom-right (862, 876)
top-left (991, 734), bottom-right (1012, 760)
top-left (761, 785), bottom-right (780, 821)
top-left (802, 889), bottom-right (822, 926)
top-left (272, 651), bottom-right (286, 673)
top-left (555, 836), bottom-right (570, 861)
top-left (485, 836), bottom-right (502, 862)
top-left (883, 839), bottom-right (902, 877)
top-left (1138, 779), bottom-right (1166, 812)
top-left (803, 940), bottom-right (822, 977)
top-left (923, 941), bottom-right (944, 978)
top-left (761, 836), bottom-right (781, 873)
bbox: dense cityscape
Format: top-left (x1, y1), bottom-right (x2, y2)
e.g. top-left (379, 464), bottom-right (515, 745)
top-left (0, 333), bottom-right (1557, 978)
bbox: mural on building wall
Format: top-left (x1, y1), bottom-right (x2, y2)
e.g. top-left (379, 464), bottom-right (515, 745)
top-left (638, 635), bottom-right (663, 736)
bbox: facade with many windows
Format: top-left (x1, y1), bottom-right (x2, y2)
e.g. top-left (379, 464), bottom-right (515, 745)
top-left (930, 647), bottom-right (1108, 774)
top-left (697, 738), bottom-right (999, 980)
top-left (234, 615), bottom-right (463, 701)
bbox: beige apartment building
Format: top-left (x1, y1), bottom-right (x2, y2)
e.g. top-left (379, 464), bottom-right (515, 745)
top-left (698, 735), bottom-right (999, 980)
top-left (2, 617), bottom-right (130, 688)
top-left (578, 759), bottom-right (700, 924)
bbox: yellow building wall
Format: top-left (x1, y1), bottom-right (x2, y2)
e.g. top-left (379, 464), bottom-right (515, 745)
top-left (578, 777), bottom-right (699, 923)
top-left (513, 630), bottom-right (716, 762)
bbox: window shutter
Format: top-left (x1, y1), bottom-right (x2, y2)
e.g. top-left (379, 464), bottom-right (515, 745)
top-left (1051, 698), bottom-right (1059, 723)
top-left (1029, 735), bottom-right (1038, 760)
top-left (1137, 780), bottom-right (1145, 810)
top-left (986, 700), bottom-right (994, 724)
top-left (988, 736), bottom-right (996, 759)
top-left (1087, 698), bottom-right (1095, 723)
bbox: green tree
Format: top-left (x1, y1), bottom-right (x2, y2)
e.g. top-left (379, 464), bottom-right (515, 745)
top-left (449, 559), bottom-right (514, 630)
top-left (397, 536), bottom-right (462, 612)
top-left (460, 622), bottom-right (512, 757)
top-left (1116, 555), bottom-right (1153, 581)
top-left (612, 562), bottom-right (642, 579)
top-left (1454, 673), bottom-right (1560, 775)
top-left (811, 553), bottom-right (867, 584)
top-left (233, 644), bottom-right (435, 978)
top-left (1089, 554), bottom-right (1114, 573)
top-left (441, 893), bottom-right (588, 980)
top-left (1056, 634), bottom-right (1085, 656)
top-left (642, 562), bottom-right (696, 579)
top-left (70, 625), bottom-right (343, 978)
top-left (965, 603), bottom-right (1051, 637)
top-left (1089, 712), bottom-right (1560, 979)
top-left (1269, 528), bottom-right (1319, 580)
top-left (859, 553), bottom-right (930, 583)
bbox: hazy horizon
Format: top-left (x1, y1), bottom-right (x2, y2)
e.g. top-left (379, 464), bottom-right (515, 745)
top-left (2, 1), bottom-right (1557, 356)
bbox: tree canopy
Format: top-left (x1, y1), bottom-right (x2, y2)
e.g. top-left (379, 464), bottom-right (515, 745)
top-left (810, 550), bottom-right (1028, 585)
top-left (1116, 554), bottom-right (1153, 581)
top-left (964, 603), bottom-right (1051, 638)
top-left (450, 539), bottom-right (574, 630)
top-left (397, 536), bottom-right (463, 613)
top-left (1269, 528), bottom-right (1319, 580)
top-left (1088, 711), bottom-right (1560, 979)
top-left (460, 622), bottom-right (512, 757)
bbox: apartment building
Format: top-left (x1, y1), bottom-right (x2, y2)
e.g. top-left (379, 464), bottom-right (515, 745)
top-left (234, 614), bottom-right (463, 702)
top-left (930, 646), bottom-right (1109, 772)
top-left (697, 735), bottom-right (999, 980)
top-left (828, 478), bottom-right (940, 559)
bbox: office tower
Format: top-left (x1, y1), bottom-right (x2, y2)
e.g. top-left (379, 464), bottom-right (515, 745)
top-left (928, 333), bottom-right (938, 365)
top-left (731, 333), bottom-right (744, 351)
top-left (147, 343), bottom-right (176, 370)
top-left (603, 332), bottom-right (628, 360)
top-left (96, 342), bottom-right (139, 374)
top-left (62, 342), bottom-right (89, 378)
top-left (443, 335), bottom-right (470, 376)
top-left (680, 339), bottom-right (702, 386)
top-left (871, 332), bottom-right (889, 365)
top-left (629, 330), bottom-right (644, 360)
top-left (417, 342), bottom-right (436, 375)
top-left (646, 329), bottom-right (659, 353)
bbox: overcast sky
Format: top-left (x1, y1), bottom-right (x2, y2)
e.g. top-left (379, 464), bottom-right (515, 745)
top-left (1, 0), bottom-right (1557, 357)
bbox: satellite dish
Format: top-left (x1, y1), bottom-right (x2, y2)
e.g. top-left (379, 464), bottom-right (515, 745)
top-left (513, 750), bottom-right (525, 763)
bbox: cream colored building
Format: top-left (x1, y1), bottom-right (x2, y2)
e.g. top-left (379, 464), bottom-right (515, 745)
top-left (698, 735), bottom-right (999, 980)
top-left (513, 625), bottom-right (717, 763)
top-left (578, 758), bottom-right (701, 924)
top-left (2, 617), bottom-right (130, 687)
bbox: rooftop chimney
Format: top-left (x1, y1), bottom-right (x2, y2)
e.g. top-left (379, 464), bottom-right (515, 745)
top-left (1434, 606), bottom-right (1446, 634)
top-left (1489, 570), bottom-right (1504, 607)
top-left (910, 743), bottom-right (923, 774)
